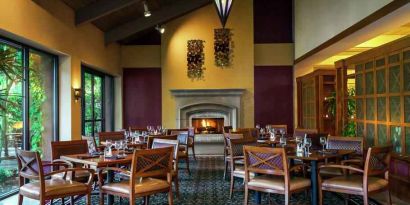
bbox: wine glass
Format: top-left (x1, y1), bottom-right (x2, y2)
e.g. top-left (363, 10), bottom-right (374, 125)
top-left (280, 136), bottom-right (287, 147)
top-left (105, 140), bottom-right (113, 157)
top-left (320, 136), bottom-right (327, 152)
top-left (305, 138), bottom-right (312, 155)
top-left (114, 141), bottom-right (121, 151)
top-left (256, 124), bottom-right (260, 130)
top-left (295, 136), bottom-right (303, 152)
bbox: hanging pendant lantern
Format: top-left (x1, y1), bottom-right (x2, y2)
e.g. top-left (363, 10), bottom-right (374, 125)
top-left (214, 0), bottom-right (233, 28)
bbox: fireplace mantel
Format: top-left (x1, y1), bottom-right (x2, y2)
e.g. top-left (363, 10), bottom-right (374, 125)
top-left (170, 89), bottom-right (246, 129)
top-left (170, 89), bottom-right (246, 97)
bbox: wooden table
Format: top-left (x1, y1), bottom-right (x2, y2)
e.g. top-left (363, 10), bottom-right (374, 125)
top-left (61, 152), bottom-right (134, 205)
top-left (254, 149), bottom-right (355, 205)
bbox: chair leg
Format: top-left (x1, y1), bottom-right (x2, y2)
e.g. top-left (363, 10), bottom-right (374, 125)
top-left (230, 175), bottom-right (234, 199)
top-left (185, 157), bottom-right (191, 175)
top-left (363, 194), bottom-right (369, 205)
top-left (86, 194), bottom-right (91, 205)
top-left (70, 196), bottom-right (74, 205)
top-left (224, 160), bottom-right (228, 180)
top-left (168, 188), bottom-right (174, 205)
top-left (319, 189), bottom-right (323, 205)
top-left (174, 176), bottom-right (180, 198)
top-left (99, 193), bottom-right (104, 205)
top-left (144, 196), bottom-right (150, 205)
top-left (18, 194), bottom-right (23, 205)
top-left (387, 190), bottom-right (392, 205)
top-left (191, 145), bottom-right (196, 161)
top-left (243, 186), bottom-right (248, 205)
top-left (285, 194), bottom-right (290, 205)
top-left (344, 194), bottom-right (349, 205)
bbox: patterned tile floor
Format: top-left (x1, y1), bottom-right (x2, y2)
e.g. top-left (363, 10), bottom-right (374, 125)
top-left (4, 156), bottom-right (386, 205)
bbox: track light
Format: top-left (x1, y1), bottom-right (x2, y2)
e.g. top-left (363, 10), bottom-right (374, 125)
top-left (143, 1), bottom-right (151, 17)
top-left (155, 25), bottom-right (165, 34)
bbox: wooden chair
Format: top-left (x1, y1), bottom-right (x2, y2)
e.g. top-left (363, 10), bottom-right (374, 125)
top-left (98, 147), bottom-right (174, 205)
top-left (267, 124), bottom-right (287, 134)
top-left (17, 149), bottom-right (94, 205)
top-left (223, 126), bottom-right (233, 134)
top-left (293, 128), bottom-right (318, 137)
top-left (151, 138), bottom-right (180, 198)
top-left (227, 138), bottom-right (257, 198)
top-left (187, 127), bottom-right (196, 160)
top-left (223, 133), bottom-right (244, 180)
top-left (230, 128), bottom-right (253, 139)
top-left (98, 131), bottom-right (124, 145)
top-left (318, 145), bottom-right (392, 205)
top-left (51, 140), bottom-right (92, 182)
top-left (82, 135), bottom-right (99, 153)
top-left (243, 146), bottom-right (311, 205)
top-left (171, 131), bottom-right (191, 175)
top-left (146, 135), bottom-right (177, 149)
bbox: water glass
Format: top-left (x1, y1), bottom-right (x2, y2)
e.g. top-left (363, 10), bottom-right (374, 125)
top-left (305, 138), bottom-right (312, 155)
top-left (320, 136), bottom-right (327, 151)
top-left (280, 136), bottom-right (287, 147)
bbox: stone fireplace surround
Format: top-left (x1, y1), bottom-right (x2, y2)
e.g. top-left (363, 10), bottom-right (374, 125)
top-left (170, 89), bottom-right (245, 131)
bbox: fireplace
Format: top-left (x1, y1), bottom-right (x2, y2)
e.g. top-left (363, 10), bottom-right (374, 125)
top-left (192, 118), bottom-right (224, 134)
top-left (170, 89), bottom-right (245, 130)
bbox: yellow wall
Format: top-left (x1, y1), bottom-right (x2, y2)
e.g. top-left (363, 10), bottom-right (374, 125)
top-left (121, 45), bottom-right (161, 68)
top-left (161, 1), bottom-right (254, 128)
top-left (0, 0), bottom-right (121, 140)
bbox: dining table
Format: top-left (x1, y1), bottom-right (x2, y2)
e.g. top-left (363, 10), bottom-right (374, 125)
top-left (61, 151), bottom-right (135, 205)
top-left (254, 148), bottom-right (355, 205)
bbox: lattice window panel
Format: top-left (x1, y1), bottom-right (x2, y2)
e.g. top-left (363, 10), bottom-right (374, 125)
top-left (365, 71), bottom-right (374, 94)
top-left (356, 98), bottom-right (364, 120)
top-left (356, 73), bottom-right (363, 95)
top-left (405, 63), bottom-right (410, 91)
top-left (376, 69), bottom-right (386, 94)
top-left (391, 126), bottom-right (402, 153)
top-left (366, 123), bottom-right (375, 147)
top-left (377, 124), bottom-right (387, 145)
top-left (366, 98), bottom-right (375, 120)
top-left (390, 96), bottom-right (401, 123)
top-left (377, 97), bottom-right (386, 121)
top-left (406, 127), bottom-right (410, 155)
top-left (389, 65), bottom-right (401, 93)
top-left (357, 122), bottom-right (364, 137)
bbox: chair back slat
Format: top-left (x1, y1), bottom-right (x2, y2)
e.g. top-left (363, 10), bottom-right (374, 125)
top-left (17, 149), bottom-right (43, 180)
top-left (223, 126), bottom-right (233, 134)
top-left (327, 136), bottom-right (364, 155)
top-left (82, 135), bottom-right (98, 153)
top-left (230, 128), bottom-right (254, 139)
top-left (51, 140), bottom-right (88, 160)
top-left (152, 139), bottom-right (179, 161)
top-left (293, 128), bottom-right (318, 137)
top-left (147, 135), bottom-right (177, 148)
top-left (227, 138), bottom-right (257, 157)
top-left (267, 124), bottom-right (287, 134)
top-left (364, 145), bottom-right (392, 177)
top-left (243, 146), bottom-right (288, 176)
top-left (131, 147), bottom-right (173, 179)
top-left (98, 131), bottom-right (124, 145)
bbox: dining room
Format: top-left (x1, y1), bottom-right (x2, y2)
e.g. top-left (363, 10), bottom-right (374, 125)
top-left (0, 0), bottom-right (410, 205)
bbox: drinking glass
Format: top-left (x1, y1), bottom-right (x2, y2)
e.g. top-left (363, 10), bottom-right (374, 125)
top-left (256, 124), bottom-right (260, 129)
top-left (105, 140), bottom-right (113, 157)
top-left (305, 138), bottom-right (312, 155)
top-left (320, 136), bottom-right (327, 151)
top-left (280, 136), bottom-right (287, 147)
top-left (295, 136), bottom-right (303, 152)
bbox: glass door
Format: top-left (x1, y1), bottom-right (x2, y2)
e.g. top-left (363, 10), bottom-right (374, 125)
top-left (82, 67), bottom-right (105, 137)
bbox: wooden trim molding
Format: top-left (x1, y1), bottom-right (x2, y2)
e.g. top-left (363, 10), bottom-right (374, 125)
top-left (294, 0), bottom-right (410, 64)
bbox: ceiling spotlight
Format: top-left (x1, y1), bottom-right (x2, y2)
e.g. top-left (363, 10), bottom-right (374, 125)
top-left (155, 25), bottom-right (165, 34)
top-left (143, 1), bottom-right (151, 17)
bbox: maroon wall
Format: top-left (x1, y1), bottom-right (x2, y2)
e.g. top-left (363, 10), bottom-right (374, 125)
top-left (254, 67), bottom-right (293, 132)
top-left (253, 0), bottom-right (293, 43)
top-left (123, 68), bottom-right (162, 128)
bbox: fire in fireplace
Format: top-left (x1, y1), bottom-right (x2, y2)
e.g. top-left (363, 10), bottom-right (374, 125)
top-left (192, 118), bottom-right (224, 134)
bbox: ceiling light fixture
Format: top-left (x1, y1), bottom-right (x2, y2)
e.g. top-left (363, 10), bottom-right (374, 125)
top-left (143, 1), bottom-right (151, 17)
top-left (214, 0), bottom-right (234, 28)
top-left (155, 25), bottom-right (165, 34)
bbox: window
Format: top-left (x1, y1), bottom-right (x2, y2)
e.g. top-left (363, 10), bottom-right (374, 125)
top-left (81, 66), bottom-right (114, 138)
top-left (0, 37), bottom-right (58, 199)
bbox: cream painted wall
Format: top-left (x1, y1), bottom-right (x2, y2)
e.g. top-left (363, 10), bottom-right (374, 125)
top-left (254, 43), bottom-right (294, 66)
top-left (0, 0), bottom-right (121, 141)
top-left (161, 1), bottom-right (254, 128)
top-left (295, 0), bottom-right (392, 59)
top-left (121, 45), bottom-right (161, 68)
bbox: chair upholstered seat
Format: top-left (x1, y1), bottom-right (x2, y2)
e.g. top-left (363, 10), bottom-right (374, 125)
top-left (319, 167), bottom-right (343, 176)
top-left (322, 175), bottom-right (388, 192)
top-left (20, 178), bottom-right (88, 199)
top-left (101, 178), bottom-right (170, 195)
top-left (233, 166), bottom-right (254, 178)
top-left (248, 175), bottom-right (311, 191)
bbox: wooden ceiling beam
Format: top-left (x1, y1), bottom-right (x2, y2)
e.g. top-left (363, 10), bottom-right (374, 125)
top-left (105, 0), bottom-right (212, 44)
top-left (75, 0), bottom-right (142, 25)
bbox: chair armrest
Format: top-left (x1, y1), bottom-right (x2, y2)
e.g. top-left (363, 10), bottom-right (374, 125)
top-left (45, 168), bottom-right (95, 186)
top-left (43, 159), bottom-right (73, 169)
top-left (318, 164), bottom-right (364, 174)
top-left (289, 164), bottom-right (306, 173)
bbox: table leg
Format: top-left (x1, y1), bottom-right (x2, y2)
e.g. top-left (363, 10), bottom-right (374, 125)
top-left (310, 160), bottom-right (318, 205)
top-left (107, 170), bottom-right (114, 205)
top-left (255, 191), bottom-right (261, 204)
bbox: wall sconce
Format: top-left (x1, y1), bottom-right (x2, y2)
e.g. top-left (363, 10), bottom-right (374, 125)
top-left (73, 88), bottom-right (82, 103)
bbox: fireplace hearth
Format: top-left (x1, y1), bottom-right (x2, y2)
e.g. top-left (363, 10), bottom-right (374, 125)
top-left (192, 118), bottom-right (224, 134)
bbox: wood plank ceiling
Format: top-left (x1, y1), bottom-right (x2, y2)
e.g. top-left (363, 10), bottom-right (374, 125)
top-left (59, 0), bottom-right (212, 44)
